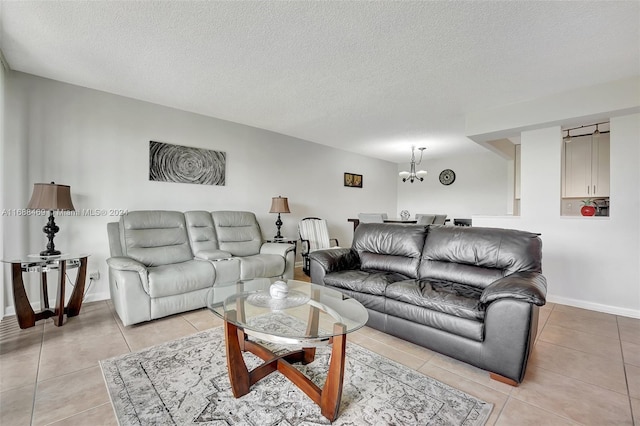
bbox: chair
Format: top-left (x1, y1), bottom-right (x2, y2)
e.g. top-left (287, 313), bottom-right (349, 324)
top-left (298, 217), bottom-right (339, 275)
top-left (433, 214), bottom-right (447, 225)
top-left (357, 213), bottom-right (386, 223)
top-left (415, 214), bottom-right (436, 225)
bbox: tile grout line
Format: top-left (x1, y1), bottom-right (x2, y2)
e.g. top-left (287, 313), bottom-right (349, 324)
top-left (617, 316), bottom-right (636, 426)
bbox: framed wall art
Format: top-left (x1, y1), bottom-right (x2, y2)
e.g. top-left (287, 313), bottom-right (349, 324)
top-left (149, 141), bottom-right (226, 186)
top-left (344, 172), bottom-right (363, 188)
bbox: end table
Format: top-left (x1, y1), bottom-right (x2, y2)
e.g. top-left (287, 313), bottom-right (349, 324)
top-left (2, 254), bottom-right (89, 329)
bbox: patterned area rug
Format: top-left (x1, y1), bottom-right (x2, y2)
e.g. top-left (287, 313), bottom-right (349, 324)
top-left (101, 313), bottom-right (492, 425)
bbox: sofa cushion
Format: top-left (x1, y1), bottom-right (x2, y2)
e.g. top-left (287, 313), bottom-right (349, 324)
top-left (386, 279), bottom-right (484, 321)
top-left (185, 210), bottom-right (220, 254)
top-left (238, 254), bottom-right (285, 280)
top-left (324, 270), bottom-right (409, 296)
top-left (120, 211), bottom-right (193, 267)
top-left (419, 226), bottom-right (542, 289)
top-left (385, 299), bottom-right (484, 341)
top-left (211, 211), bottom-right (263, 257)
top-left (147, 260), bottom-right (214, 298)
top-left (352, 223), bottom-right (428, 278)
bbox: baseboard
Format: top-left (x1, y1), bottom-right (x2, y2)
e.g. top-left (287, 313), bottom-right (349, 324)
top-left (547, 294), bottom-right (640, 319)
top-left (3, 291), bottom-right (112, 318)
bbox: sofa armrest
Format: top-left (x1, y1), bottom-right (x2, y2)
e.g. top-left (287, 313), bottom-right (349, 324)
top-left (260, 242), bottom-right (295, 257)
top-left (194, 249), bottom-right (233, 261)
top-left (106, 256), bottom-right (147, 273)
top-left (309, 248), bottom-right (359, 273)
top-left (480, 271), bottom-right (547, 306)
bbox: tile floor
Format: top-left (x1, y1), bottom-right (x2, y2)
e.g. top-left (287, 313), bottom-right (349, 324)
top-left (0, 268), bottom-right (638, 425)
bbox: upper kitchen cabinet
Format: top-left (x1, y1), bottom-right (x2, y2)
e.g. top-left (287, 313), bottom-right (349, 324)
top-left (563, 132), bottom-right (610, 198)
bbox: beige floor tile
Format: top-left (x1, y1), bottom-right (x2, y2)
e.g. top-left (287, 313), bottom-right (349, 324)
top-left (546, 310), bottom-right (619, 339)
top-left (0, 317), bottom-right (44, 355)
top-left (38, 330), bottom-right (130, 381)
top-left (511, 366), bottom-right (633, 425)
top-left (427, 353), bottom-right (515, 395)
top-left (351, 334), bottom-right (427, 370)
top-left (43, 303), bottom-right (121, 345)
top-left (0, 384), bottom-right (35, 426)
top-left (626, 363), bottom-right (640, 399)
top-left (631, 397), bottom-right (640, 425)
top-left (418, 363), bottom-right (508, 426)
top-left (0, 346), bottom-right (40, 392)
top-left (553, 304), bottom-right (617, 320)
top-left (539, 324), bottom-right (622, 360)
top-left (619, 317), bottom-right (640, 345)
top-left (118, 315), bottom-right (198, 351)
top-left (622, 340), bottom-right (640, 367)
top-left (529, 341), bottom-right (627, 394)
top-left (45, 402), bottom-right (117, 426)
top-left (495, 398), bottom-right (579, 426)
top-left (360, 329), bottom-right (437, 361)
top-left (181, 308), bottom-right (224, 331)
top-left (32, 365), bottom-right (110, 426)
top-left (536, 305), bottom-right (553, 340)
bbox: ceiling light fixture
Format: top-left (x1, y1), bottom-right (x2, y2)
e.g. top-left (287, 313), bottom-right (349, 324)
top-left (563, 130), bottom-right (572, 143)
top-left (593, 124), bottom-right (600, 137)
top-left (399, 146), bottom-right (427, 183)
top-left (563, 121), bottom-right (608, 142)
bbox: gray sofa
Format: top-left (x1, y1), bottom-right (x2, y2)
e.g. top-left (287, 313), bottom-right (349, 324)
top-left (309, 223), bottom-right (546, 385)
top-left (107, 210), bottom-right (295, 326)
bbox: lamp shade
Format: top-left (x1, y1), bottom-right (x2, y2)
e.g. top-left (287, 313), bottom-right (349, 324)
top-left (27, 183), bottom-right (75, 211)
top-left (269, 196), bottom-right (290, 214)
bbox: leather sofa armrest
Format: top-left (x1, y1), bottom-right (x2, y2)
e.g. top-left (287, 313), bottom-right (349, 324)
top-left (309, 248), bottom-right (359, 274)
top-left (260, 242), bottom-right (295, 256)
top-left (480, 271), bottom-right (547, 306)
top-left (194, 250), bottom-right (233, 261)
top-left (106, 256), bottom-right (147, 273)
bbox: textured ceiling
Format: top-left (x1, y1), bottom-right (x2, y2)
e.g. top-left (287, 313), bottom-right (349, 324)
top-left (1, 1), bottom-right (638, 163)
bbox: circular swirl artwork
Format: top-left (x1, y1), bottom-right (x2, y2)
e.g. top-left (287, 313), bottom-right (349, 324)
top-left (149, 141), bottom-right (226, 186)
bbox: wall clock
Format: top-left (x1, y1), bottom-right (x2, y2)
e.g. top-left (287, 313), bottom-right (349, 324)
top-left (439, 169), bottom-right (456, 185)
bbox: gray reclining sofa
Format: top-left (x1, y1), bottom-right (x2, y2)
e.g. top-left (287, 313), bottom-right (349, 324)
top-left (107, 210), bottom-right (295, 326)
top-left (309, 223), bottom-right (546, 385)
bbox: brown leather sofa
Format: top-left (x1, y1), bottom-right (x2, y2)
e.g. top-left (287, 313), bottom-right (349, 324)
top-left (309, 223), bottom-right (546, 385)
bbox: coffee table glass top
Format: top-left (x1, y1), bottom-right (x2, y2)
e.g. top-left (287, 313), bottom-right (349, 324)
top-left (207, 278), bottom-right (368, 344)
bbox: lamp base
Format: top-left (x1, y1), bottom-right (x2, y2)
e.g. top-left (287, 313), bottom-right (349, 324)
top-left (40, 249), bottom-right (61, 257)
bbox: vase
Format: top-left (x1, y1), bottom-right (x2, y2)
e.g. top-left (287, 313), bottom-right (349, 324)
top-left (580, 205), bottom-right (596, 216)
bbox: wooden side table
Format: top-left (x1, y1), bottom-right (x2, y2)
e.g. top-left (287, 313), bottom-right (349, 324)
top-left (2, 254), bottom-right (89, 329)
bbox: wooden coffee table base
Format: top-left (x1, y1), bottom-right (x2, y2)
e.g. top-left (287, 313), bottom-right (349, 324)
top-left (224, 317), bottom-right (347, 421)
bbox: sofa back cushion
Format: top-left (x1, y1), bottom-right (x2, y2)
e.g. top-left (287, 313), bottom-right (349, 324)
top-left (353, 223), bottom-right (428, 279)
top-left (419, 226), bottom-right (542, 289)
top-left (184, 211), bottom-right (220, 253)
top-left (120, 211), bottom-right (193, 267)
top-left (211, 211), bottom-right (263, 256)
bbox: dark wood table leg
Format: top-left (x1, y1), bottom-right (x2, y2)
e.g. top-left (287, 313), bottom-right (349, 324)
top-left (41, 272), bottom-right (49, 309)
top-left (66, 257), bottom-right (87, 317)
top-left (224, 310), bottom-right (251, 397)
top-left (53, 261), bottom-right (66, 326)
top-left (11, 263), bottom-right (36, 329)
top-left (320, 323), bottom-right (347, 421)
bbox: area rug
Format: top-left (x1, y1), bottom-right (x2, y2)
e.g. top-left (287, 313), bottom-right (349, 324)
top-left (101, 313), bottom-right (492, 425)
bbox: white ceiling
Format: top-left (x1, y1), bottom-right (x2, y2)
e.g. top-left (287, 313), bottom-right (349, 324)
top-left (1, 1), bottom-right (638, 163)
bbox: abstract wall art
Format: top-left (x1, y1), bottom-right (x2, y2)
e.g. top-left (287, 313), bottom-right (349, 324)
top-left (149, 141), bottom-right (226, 186)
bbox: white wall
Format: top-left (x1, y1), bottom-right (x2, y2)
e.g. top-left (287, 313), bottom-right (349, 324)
top-left (469, 79), bottom-right (640, 318)
top-left (0, 59), bottom-right (5, 318)
top-left (397, 150), bottom-right (510, 220)
top-left (2, 72), bottom-right (398, 313)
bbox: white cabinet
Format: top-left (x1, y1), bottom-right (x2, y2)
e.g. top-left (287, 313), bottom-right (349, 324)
top-left (563, 134), bottom-right (609, 198)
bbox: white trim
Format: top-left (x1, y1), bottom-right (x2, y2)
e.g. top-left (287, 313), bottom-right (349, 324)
top-left (547, 294), bottom-right (640, 319)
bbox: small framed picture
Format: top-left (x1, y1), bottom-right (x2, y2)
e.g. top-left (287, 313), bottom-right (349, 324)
top-left (344, 172), bottom-right (363, 188)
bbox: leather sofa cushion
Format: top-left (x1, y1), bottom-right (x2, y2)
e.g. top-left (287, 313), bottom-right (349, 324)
top-left (238, 254), bottom-right (285, 280)
top-left (120, 211), bottom-right (193, 267)
top-left (147, 260), bottom-right (214, 298)
top-left (419, 226), bottom-right (542, 289)
top-left (353, 224), bottom-right (428, 278)
top-left (385, 299), bottom-right (484, 341)
top-left (386, 279), bottom-right (484, 321)
top-left (185, 211), bottom-right (220, 253)
top-left (211, 211), bottom-right (263, 257)
top-left (324, 270), bottom-right (410, 297)
top-left (325, 286), bottom-right (386, 313)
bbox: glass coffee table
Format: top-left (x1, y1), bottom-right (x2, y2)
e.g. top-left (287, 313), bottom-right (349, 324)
top-left (207, 278), bottom-right (368, 421)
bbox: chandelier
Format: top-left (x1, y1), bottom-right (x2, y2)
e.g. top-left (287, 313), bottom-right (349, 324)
top-left (399, 146), bottom-right (427, 183)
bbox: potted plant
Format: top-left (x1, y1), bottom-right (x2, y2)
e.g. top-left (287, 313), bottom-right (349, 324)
top-left (580, 199), bottom-right (596, 216)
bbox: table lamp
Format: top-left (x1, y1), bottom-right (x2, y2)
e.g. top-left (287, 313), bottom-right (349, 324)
top-left (26, 182), bottom-right (76, 256)
top-left (269, 196), bottom-right (290, 239)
